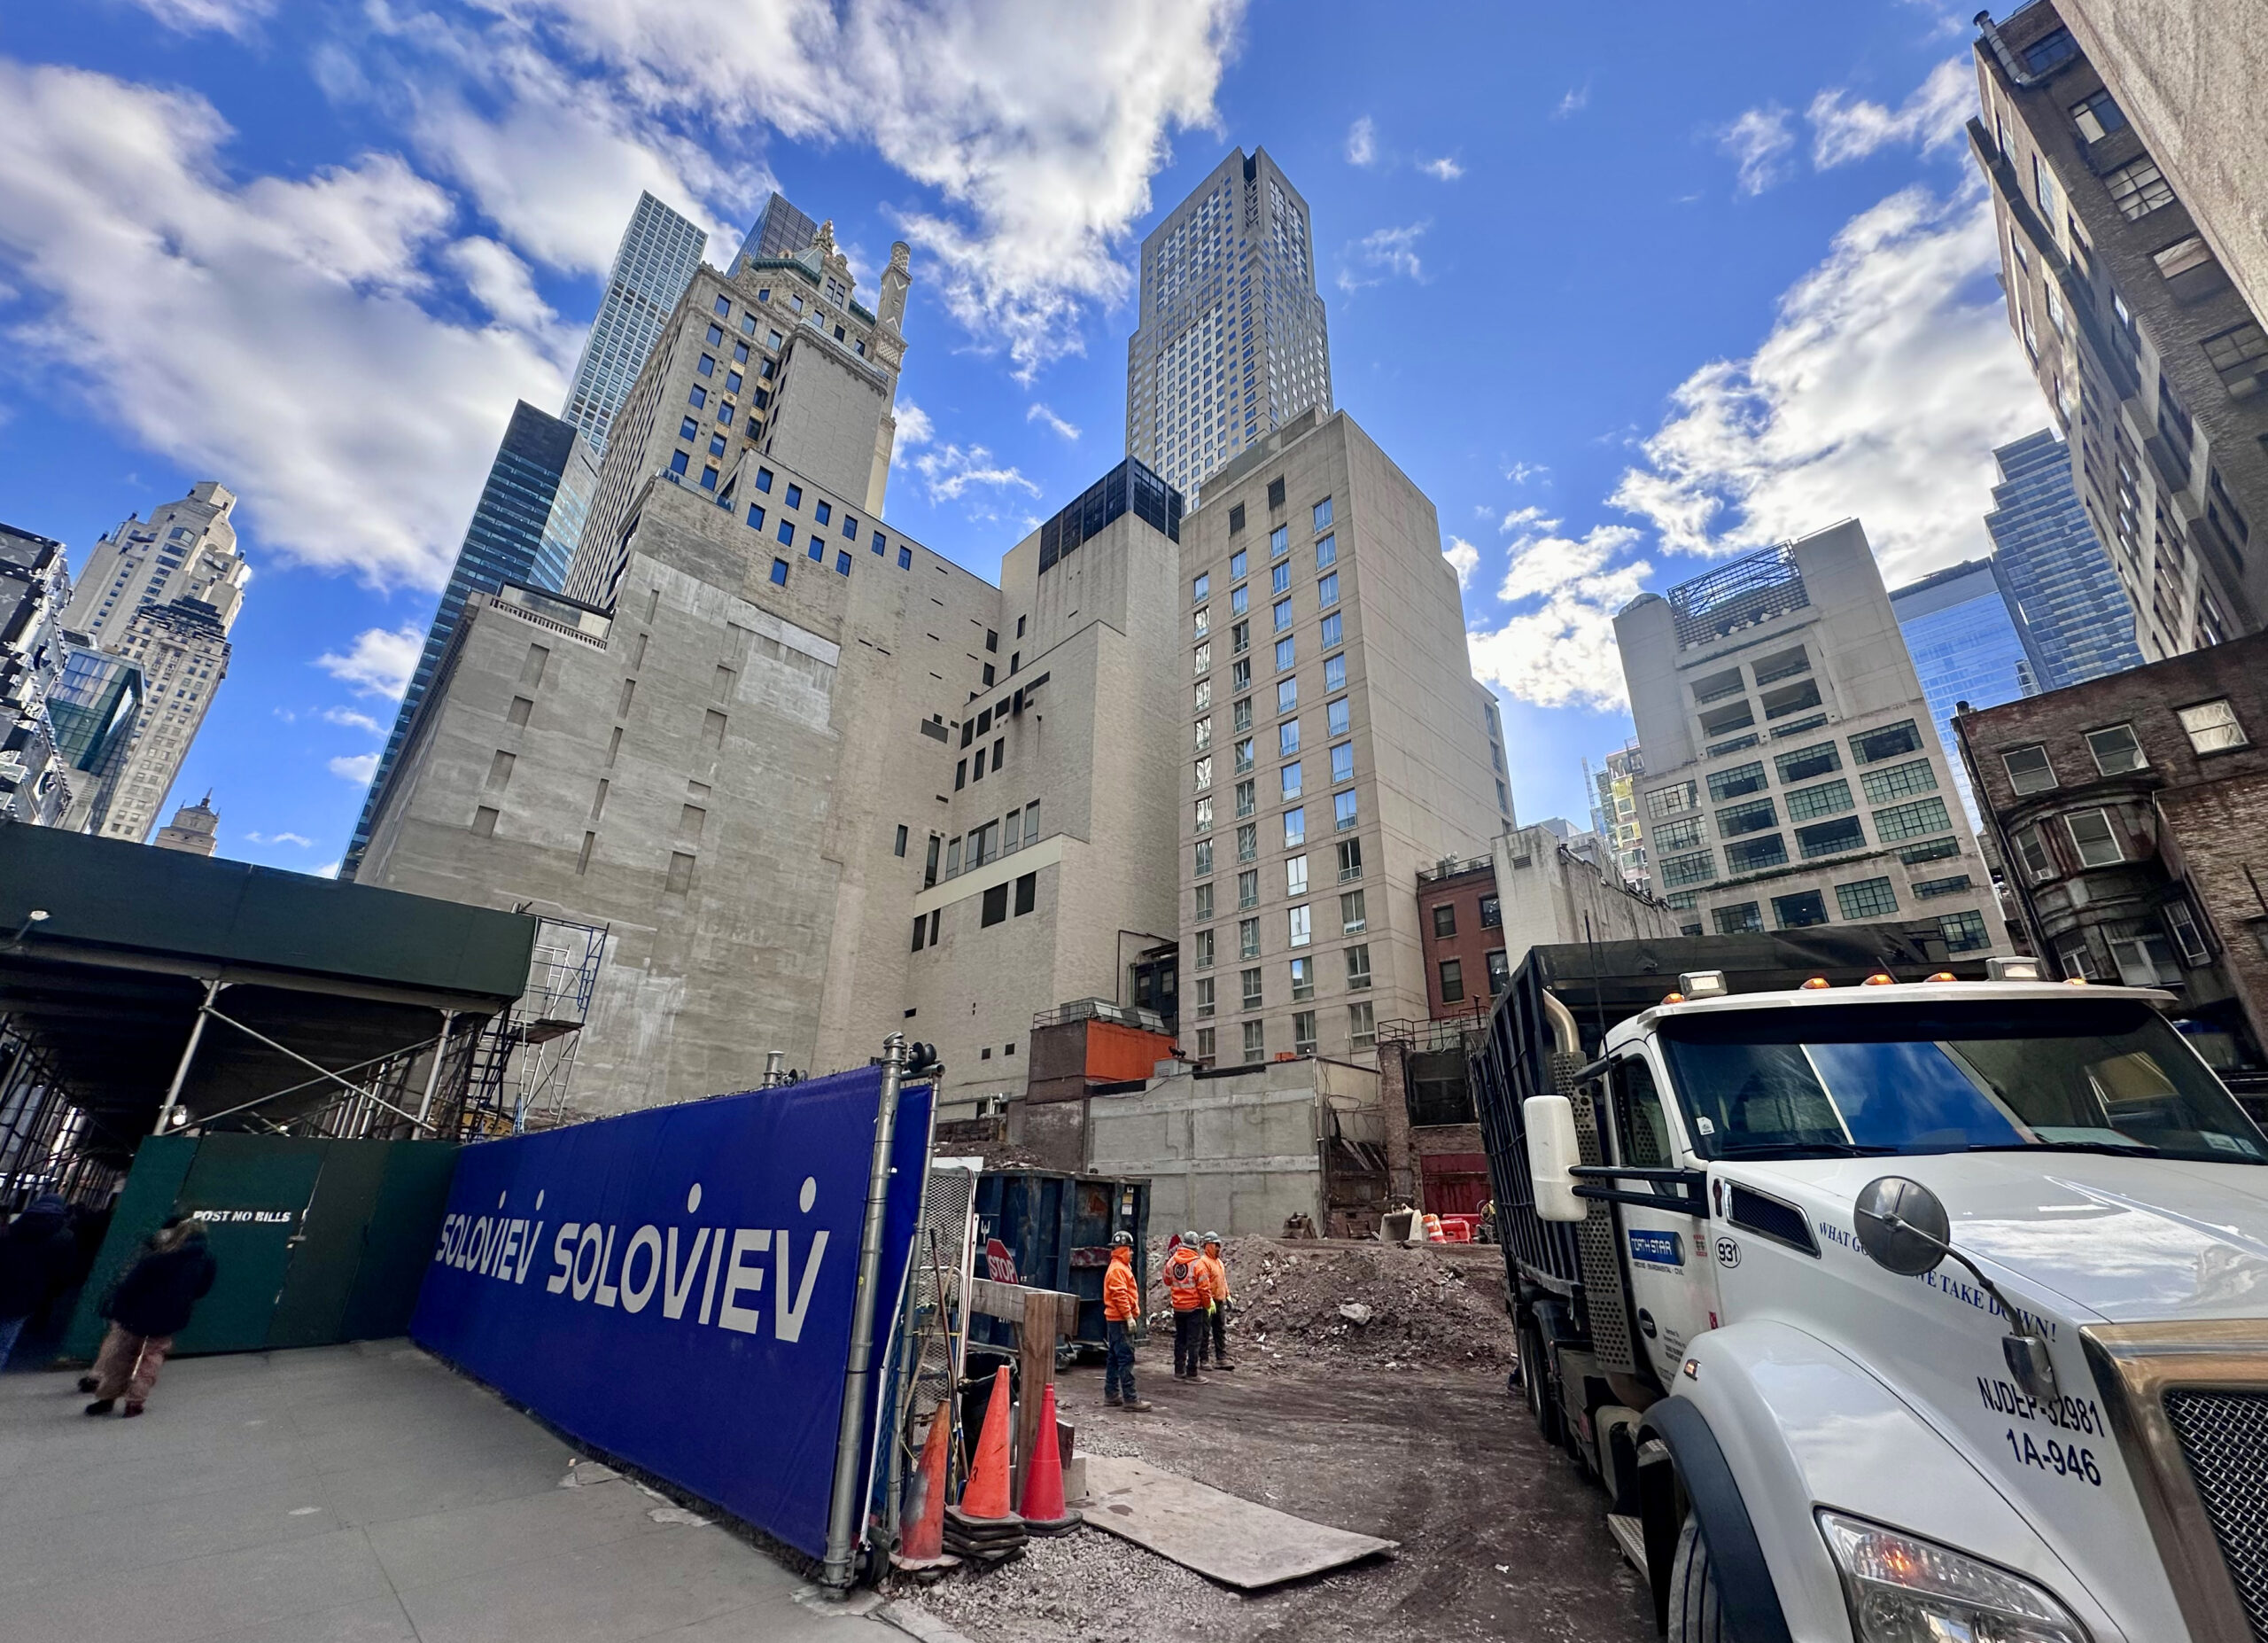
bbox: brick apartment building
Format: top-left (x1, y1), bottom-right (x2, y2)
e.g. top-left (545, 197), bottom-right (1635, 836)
top-left (1954, 632), bottom-right (2268, 1079)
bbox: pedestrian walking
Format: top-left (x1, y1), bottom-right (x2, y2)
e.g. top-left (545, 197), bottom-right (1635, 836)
top-left (1197, 1232), bottom-right (1235, 1370)
top-left (0, 1194), bottom-right (75, 1368)
top-left (1162, 1230), bottom-right (1215, 1382)
top-left (82, 1217), bottom-right (215, 1417)
top-left (1101, 1230), bottom-right (1151, 1412)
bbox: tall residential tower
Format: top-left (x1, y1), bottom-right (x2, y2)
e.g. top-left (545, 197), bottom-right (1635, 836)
top-left (1983, 429), bottom-right (2145, 687)
top-left (1889, 557), bottom-right (2039, 822)
top-left (562, 191), bottom-right (709, 456)
top-left (1127, 149), bottom-right (1332, 505)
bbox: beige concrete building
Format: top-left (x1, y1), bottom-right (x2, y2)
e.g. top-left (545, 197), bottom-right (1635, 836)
top-left (2049, 0), bottom-right (2268, 335)
top-left (1971, 4), bottom-right (2268, 656)
top-left (1175, 409), bottom-right (1510, 1072)
top-left (60, 483), bottom-right (245, 844)
top-left (152, 792), bottom-right (219, 855)
top-left (1618, 522), bottom-right (2001, 953)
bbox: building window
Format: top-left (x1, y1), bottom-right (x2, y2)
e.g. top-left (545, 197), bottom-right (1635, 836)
top-left (1327, 697), bottom-right (1350, 737)
top-left (1283, 806), bottom-right (1305, 848)
top-left (1194, 798), bottom-right (1213, 833)
top-left (1288, 905), bottom-right (1311, 947)
top-left (1194, 838), bottom-right (1215, 878)
top-left (2166, 899), bottom-right (2211, 965)
top-left (1239, 917), bottom-right (1260, 960)
top-left (1232, 737), bottom-right (1254, 776)
top-left (1348, 1001), bottom-right (1375, 1050)
top-left (1193, 977), bottom-right (1216, 1018)
top-left (1715, 797), bottom-right (1777, 837)
top-left (769, 558), bottom-right (789, 586)
top-left (1655, 816), bottom-right (1705, 853)
top-left (1271, 562), bottom-right (1292, 596)
top-left (1241, 1020), bottom-right (1266, 1064)
top-left (835, 552), bottom-right (851, 575)
top-left (665, 852), bottom-right (695, 894)
top-left (2154, 235), bottom-right (2213, 280)
top-left (470, 806), bottom-right (500, 838)
top-left (2108, 935), bottom-right (2179, 986)
top-left (1241, 968), bottom-right (1264, 1010)
top-left (669, 450), bottom-right (689, 476)
top-left (1775, 742), bottom-right (1840, 783)
top-left (1938, 910), bottom-right (1991, 954)
top-left (1724, 835), bottom-right (1789, 874)
top-left (1474, 894), bottom-right (1500, 931)
top-left (1279, 720), bottom-right (1301, 759)
top-left (2202, 322), bottom-right (2268, 397)
top-left (1836, 877), bottom-right (1899, 921)
top-left (1195, 1027), bottom-right (1216, 1062)
top-left (1228, 503), bottom-right (1246, 534)
top-left (2064, 807), bottom-right (2123, 868)
top-left (1285, 854), bottom-right (1309, 897)
top-left (1317, 534), bottom-right (1337, 569)
top-left (2002, 744), bottom-right (2058, 794)
top-left (2032, 153), bottom-right (2060, 222)
top-left (1313, 498), bottom-right (1334, 533)
top-left (980, 884), bottom-right (1009, 927)
top-left (1849, 720), bottom-right (1921, 766)
top-left (1194, 756), bottom-right (1214, 792)
top-left (1194, 642), bottom-right (1212, 676)
top-left (1319, 612), bottom-right (1342, 648)
top-left (1328, 742), bottom-right (1355, 785)
top-left (1193, 572), bottom-right (1210, 603)
top-left (1773, 889), bottom-right (1829, 929)
top-left (1014, 872), bottom-right (1037, 915)
top-left (1708, 762), bottom-right (1767, 803)
top-left (1193, 929), bottom-right (1215, 969)
top-left (1237, 868), bottom-right (1258, 910)
top-left (1277, 679), bottom-right (1299, 719)
top-left (1912, 875), bottom-right (1972, 900)
top-left (2012, 825), bottom-right (2054, 881)
top-left (1435, 958), bottom-right (1464, 1004)
top-left (1328, 790), bottom-right (1355, 832)
top-left (1795, 816), bottom-right (1867, 860)
top-left (777, 520), bottom-right (796, 546)
top-left (2179, 699), bottom-right (2248, 753)
top-left (2070, 88), bottom-right (2126, 141)
top-left (1341, 889), bottom-right (1368, 934)
top-left (1783, 779), bottom-right (1853, 822)
top-left (1872, 798), bottom-right (1953, 843)
top-left (1238, 822), bottom-right (1258, 863)
top-left (1659, 850), bottom-right (1717, 889)
top-left (898, 547), bottom-right (913, 570)
top-left (1275, 636), bottom-right (1295, 673)
top-left (1485, 949), bottom-right (1511, 993)
top-left (2104, 157), bottom-right (2176, 221)
top-left (1289, 1010), bottom-right (1317, 1055)
top-left (1713, 902), bottom-right (1762, 935)
top-left (1860, 759), bottom-right (1938, 804)
top-left (2085, 724), bottom-right (2147, 775)
top-left (1431, 903), bottom-right (1456, 938)
top-left (1324, 654), bottom-right (1345, 693)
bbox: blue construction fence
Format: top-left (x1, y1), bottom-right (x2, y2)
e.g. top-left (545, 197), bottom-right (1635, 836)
top-left (410, 1065), bottom-right (933, 1563)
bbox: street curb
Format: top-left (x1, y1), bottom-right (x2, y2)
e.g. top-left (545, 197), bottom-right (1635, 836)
top-left (875, 1599), bottom-right (982, 1643)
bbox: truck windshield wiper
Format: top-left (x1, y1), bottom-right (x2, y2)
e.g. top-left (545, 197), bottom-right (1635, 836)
top-left (1962, 1140), bottom-right (2264, 1164)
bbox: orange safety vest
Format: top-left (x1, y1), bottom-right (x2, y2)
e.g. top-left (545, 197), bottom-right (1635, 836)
top-left (1104, 1249), bottom-right (1141, 1322)
top-left (1200, 1250), bottom-right (1231, 1304)
top-left (1164, 1248), bottom-right (1212, 1311)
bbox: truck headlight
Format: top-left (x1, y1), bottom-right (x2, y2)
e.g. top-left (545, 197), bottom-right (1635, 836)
top-left (1817, 1512), bottom-right (2089, 1643)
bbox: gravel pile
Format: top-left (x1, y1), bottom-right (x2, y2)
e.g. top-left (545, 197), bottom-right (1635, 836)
top-left (900, 1522), bottom-right (1247, 1643)
top-left (1160, 1236), bottom-right (1516, 1370)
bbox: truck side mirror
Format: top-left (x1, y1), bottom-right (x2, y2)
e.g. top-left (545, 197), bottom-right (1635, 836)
top-left (1852, 1176), bottom-right (1951, 1277)
top-left (1525, 1095), bottom-right (1587, 1223)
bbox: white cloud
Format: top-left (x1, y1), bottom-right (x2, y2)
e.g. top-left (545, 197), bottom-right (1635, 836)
top-left (130, 0), bottom-right (274, 37)
top-left (1026, 402), bottom-right (1081, 440)
top-left (1555, 83), bottom-right (1590, 119)
top-left (1337, 222), bottom-right (1429, 293)
top-left (0, 63), bottom-right (568, 590)
top-left (247, 829), bottom-right (315, 847)
top-left (315, 860), bottom-right (342, 879)
top-left (1809, 59), bottom-right (1973, 168)
top-left (322, 707), bottom-right (387, 734)
top-left (1504, 461), bottom-right (1549, 486)
top-left (1418, 157), bottom-right (1463, 182)
top-left (892, 398), bottom-right (936, 462)
top-left (329, 753), bottom-right (379, 784)
top-left (1608, 183), bottom-right (2041, 588)
top-left (460, 0), bottom-right (1244, 379)
top-left (911, 442), bottom-right (1040, 507)
top-left (1720, 104), bottom-right (1795, 195)
top-left (1500, 504), bottom-right (1554, 533)
top-left (1466, 525), bottom-right (1650, 712)
top-left (318, 626), bottom-right (424, 699)
top-left (1443, 537), bottom-right (1480, 589)
top-left (1345, 116), bottom-right (1377, 167)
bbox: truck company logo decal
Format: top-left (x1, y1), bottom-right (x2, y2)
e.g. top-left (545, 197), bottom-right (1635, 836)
top-left (1817, 1220), bottom-right (2059, 1339)
top-left (1627, 1229), bottom-right (1683, 1267)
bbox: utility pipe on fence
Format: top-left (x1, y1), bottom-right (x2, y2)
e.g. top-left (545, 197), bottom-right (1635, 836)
top-left (822, 1032), bottom-right (907, 1590)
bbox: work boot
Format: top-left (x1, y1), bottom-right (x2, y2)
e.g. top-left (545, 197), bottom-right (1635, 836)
top-left (1118, 1398), bottom-right (1153, 1413)
top-left (75, 1375), bottom-right (97, 1394)
top-left (1184, 1374), bottom-right (1211, 1386)
top-left (1105, 1394), bottom-right (1124, 1407)
top-left (82, 1398), bottom-right (113, 1416)
top-left (1214, 1359), bottom-right (1237, 1370)
top-left (122, 1403), bottom-right (144, 1419)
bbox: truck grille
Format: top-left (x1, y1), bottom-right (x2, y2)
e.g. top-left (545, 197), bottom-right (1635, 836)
top-left (2164, 1390), bottom-right (2268, 1640)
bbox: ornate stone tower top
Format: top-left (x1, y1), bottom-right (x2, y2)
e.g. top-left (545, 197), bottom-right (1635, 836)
top-left (879, 241), bottom-right (912, 334)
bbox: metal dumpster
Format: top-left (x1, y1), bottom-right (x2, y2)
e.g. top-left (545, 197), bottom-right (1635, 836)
top-left (967, 1169), bottom-right (1150, 1353)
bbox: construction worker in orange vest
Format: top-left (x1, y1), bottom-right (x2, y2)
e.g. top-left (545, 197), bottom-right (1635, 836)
top-left (1163, 1231), bottom-right (1216, 1382)
top-left (1102, 1231), bottom-right (1151, 1412)
top-left (1197, 1233), bottom-right (1235, 1371)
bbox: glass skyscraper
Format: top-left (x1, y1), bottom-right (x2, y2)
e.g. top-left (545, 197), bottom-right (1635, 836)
top-left (1127, 147), bottom-right (1332, 503)
top-left (563, 191), bottom-right (707, 456)
top-left (344, 401), bottom-right (598, 877)
top-left (1891, 557), bottom-right (2040, 822)
top-left (1984, 430), bottom-right (2145, 689)
top-left (733, 191), bottom-right (818, 275)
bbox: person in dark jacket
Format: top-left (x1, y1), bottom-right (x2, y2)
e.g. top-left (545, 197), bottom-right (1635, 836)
top-left (84, 1218), bottom-right (215, 1416)
top-left (1, 1195), bottom-right (75, 1367)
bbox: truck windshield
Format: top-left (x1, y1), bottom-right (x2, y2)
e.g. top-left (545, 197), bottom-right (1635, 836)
top-left (1657, 999), bottom-right (2266, 1164)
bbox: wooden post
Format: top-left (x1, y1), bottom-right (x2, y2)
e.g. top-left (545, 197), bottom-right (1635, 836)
top-left (1014, 1289), bottom-right (1056, 1508)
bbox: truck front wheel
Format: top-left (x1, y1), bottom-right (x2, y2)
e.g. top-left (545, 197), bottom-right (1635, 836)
top-left (1518, 1317), bottom-right (1560, 1446)
top-left (1666, 1515), bottom-right (1728, 1643)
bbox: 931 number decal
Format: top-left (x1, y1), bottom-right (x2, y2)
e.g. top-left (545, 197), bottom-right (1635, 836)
top-left (2006, 1427), bottom-right (2102, 1486)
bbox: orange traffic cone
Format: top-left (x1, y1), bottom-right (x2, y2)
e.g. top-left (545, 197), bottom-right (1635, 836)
top-left (893, 1404), bottom-right (957, 1569)
top-left (956, 1366), bottom-right (1018, 1521)
top-left (1018, 1384), bottom-right (1080, 1535)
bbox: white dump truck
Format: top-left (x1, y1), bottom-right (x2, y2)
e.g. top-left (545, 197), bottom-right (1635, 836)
top-left (1471, 931), bottom-right (2268, 1643)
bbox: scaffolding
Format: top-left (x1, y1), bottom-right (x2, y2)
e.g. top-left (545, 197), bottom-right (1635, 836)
top-left (451, 918), bottom-right (608, 1139)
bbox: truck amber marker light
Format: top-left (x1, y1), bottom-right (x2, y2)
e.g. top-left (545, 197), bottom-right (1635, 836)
top-left (1800, 977), bottom-right (1831, 989)
top-left (1862, 973), bottom-right (1896, 986)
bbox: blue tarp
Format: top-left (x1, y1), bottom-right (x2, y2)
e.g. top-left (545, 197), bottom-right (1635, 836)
top-left (410, 1067), bottom-right (933, 1560)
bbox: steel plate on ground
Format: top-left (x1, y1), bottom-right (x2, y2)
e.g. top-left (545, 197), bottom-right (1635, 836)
top-left (1079, 1455), bottom-right (1397, 1589)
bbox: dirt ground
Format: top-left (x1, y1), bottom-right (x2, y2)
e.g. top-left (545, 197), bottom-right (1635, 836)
top-left (898, 1242), bottom-right (1654, 1643)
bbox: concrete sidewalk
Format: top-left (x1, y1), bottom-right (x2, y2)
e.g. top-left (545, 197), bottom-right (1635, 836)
top-left (0, 1338), bottom-right (919, 1643)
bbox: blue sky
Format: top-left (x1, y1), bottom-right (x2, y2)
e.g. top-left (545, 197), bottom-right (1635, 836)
top-left (0, 0), bottom-right (2049, 872)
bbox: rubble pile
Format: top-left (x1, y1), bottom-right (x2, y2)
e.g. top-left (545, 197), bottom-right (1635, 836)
top-left (1149, 1235), bottom-right (1516, 1368)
